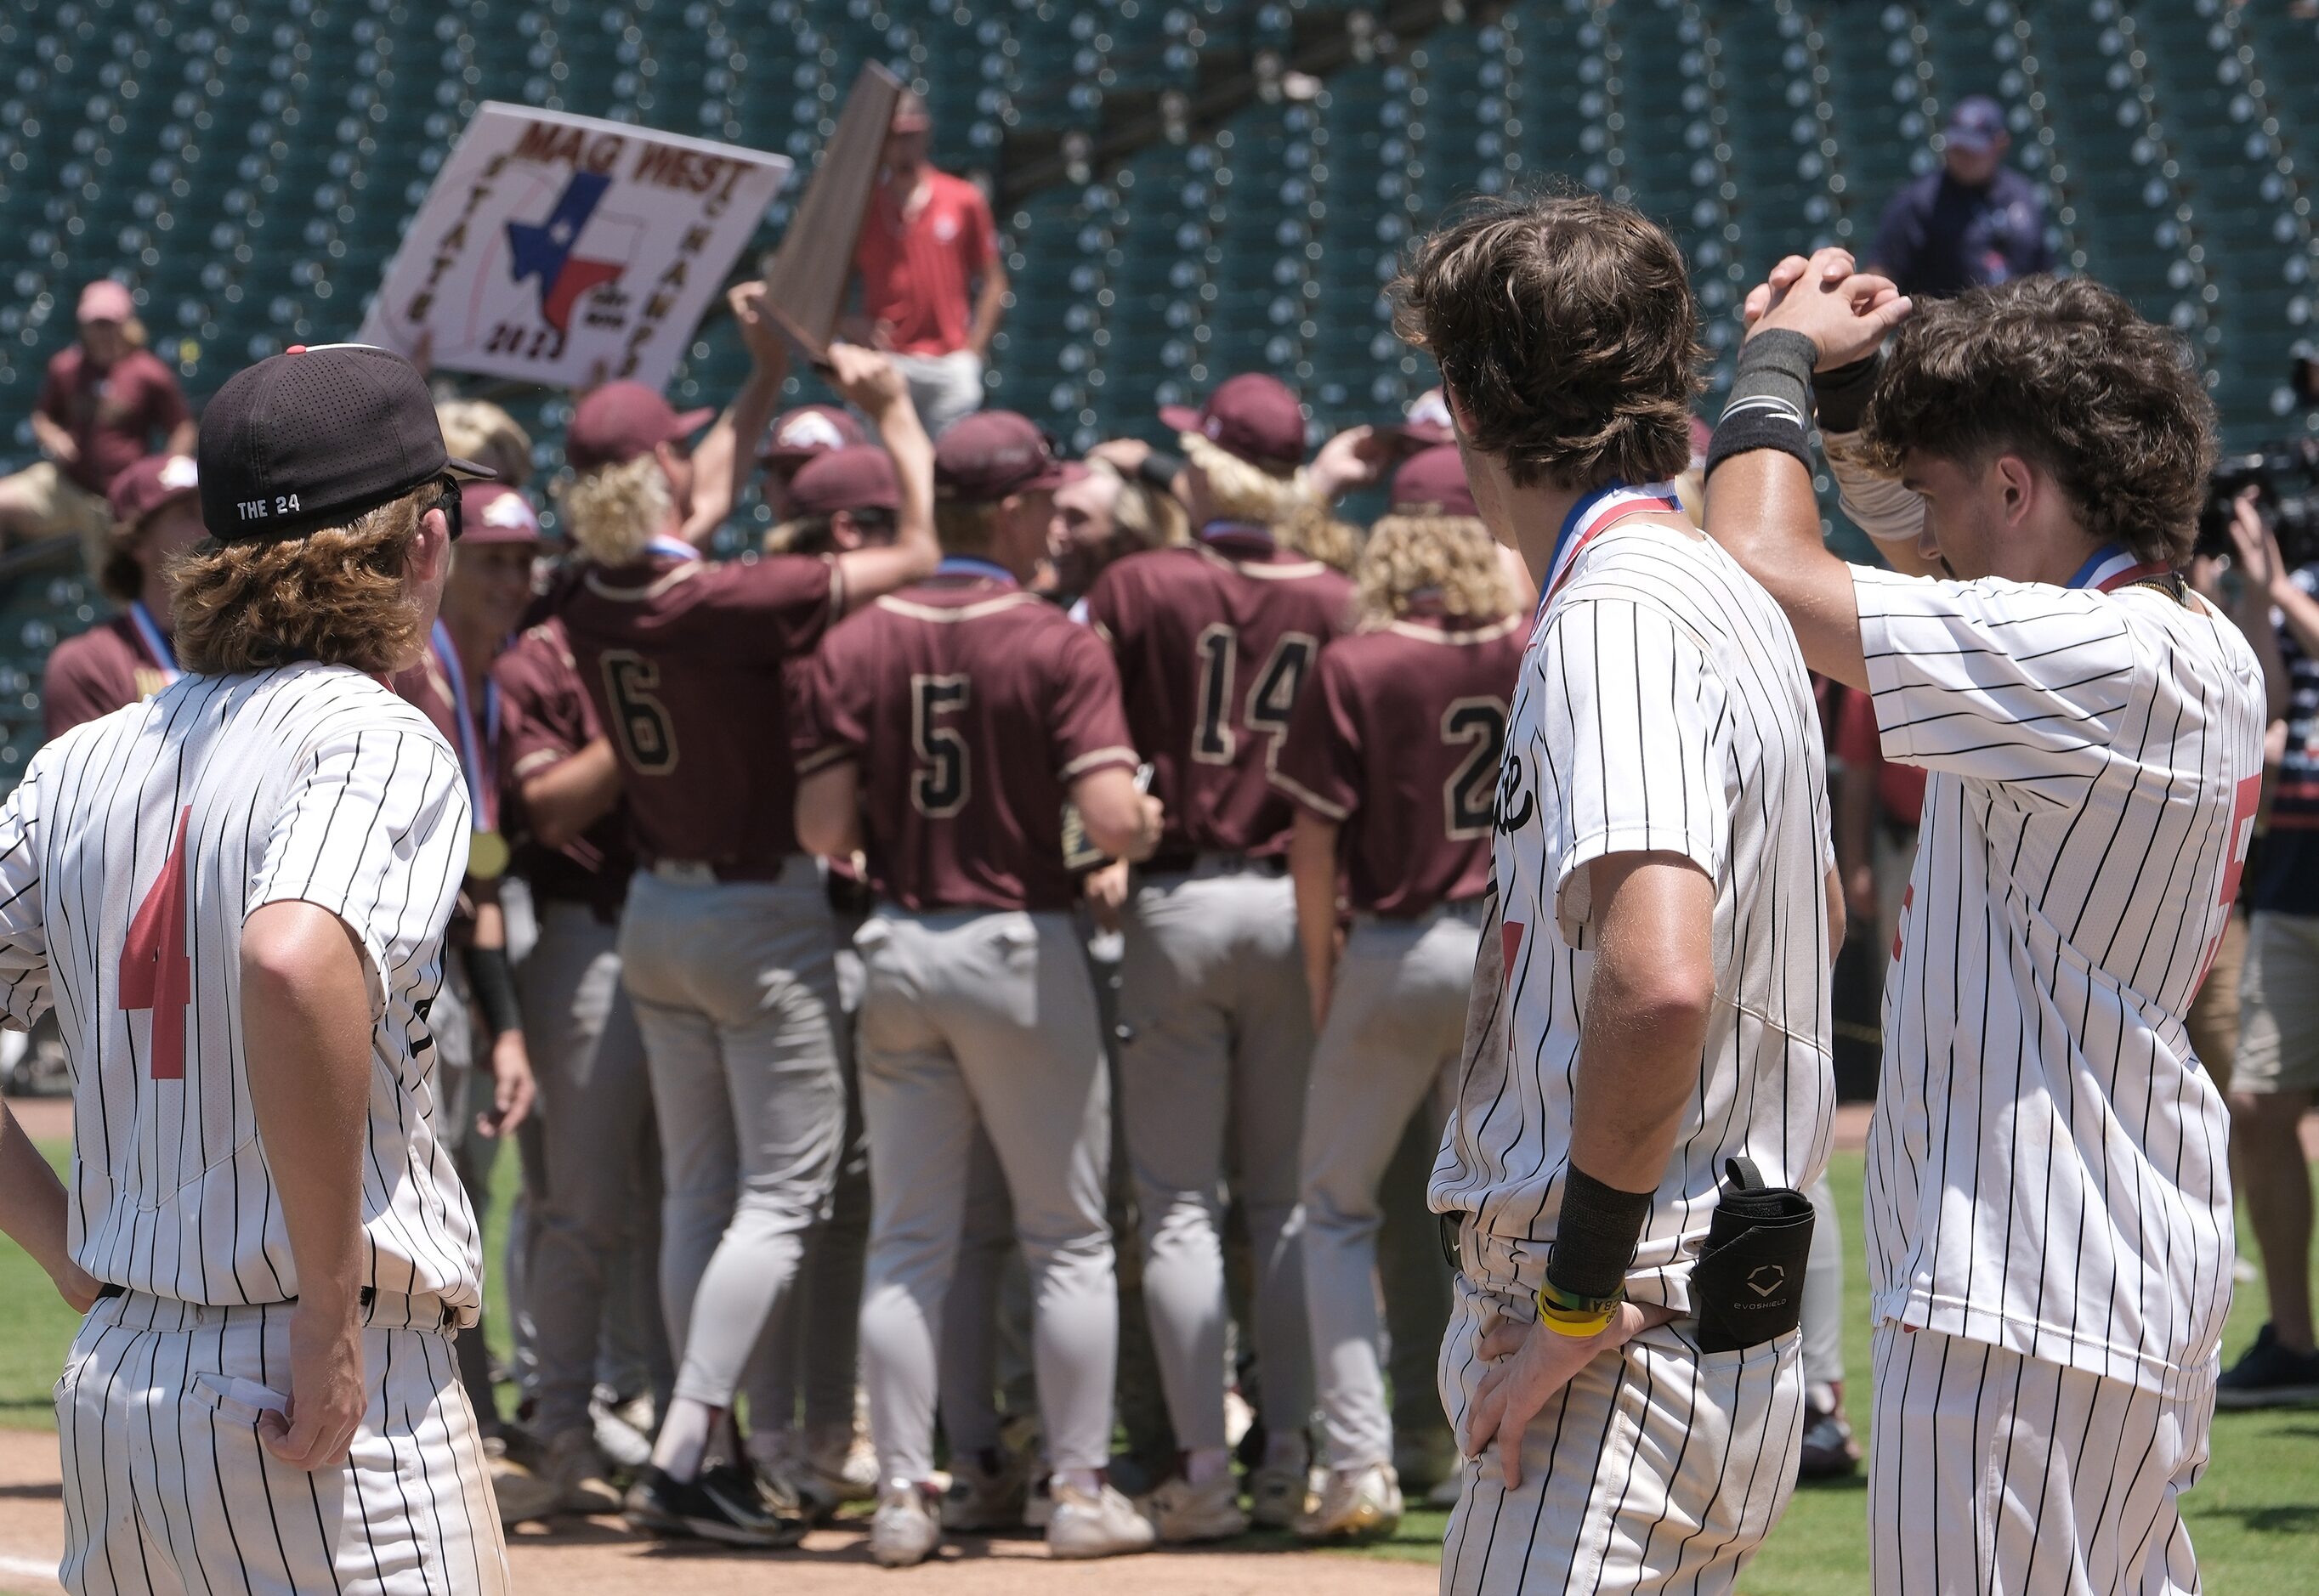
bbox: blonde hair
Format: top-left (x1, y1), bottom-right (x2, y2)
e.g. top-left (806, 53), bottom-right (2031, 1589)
top-left (172, 488), bottom-right (428, 675)
top-left (555, 455), bottom-right (671, 566)
top-left (1089, 460), bottom-right (1189, 552)
top-left (1354, 513), bottom-right (1517, 630)
top-left (437, 400), bottom-right (535, 488)
top-left (1179, 431), bottom-right (1358, 572)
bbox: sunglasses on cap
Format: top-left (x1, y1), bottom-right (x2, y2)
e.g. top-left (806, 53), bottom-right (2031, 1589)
top-left (430, 478), bottom-right (465, 542)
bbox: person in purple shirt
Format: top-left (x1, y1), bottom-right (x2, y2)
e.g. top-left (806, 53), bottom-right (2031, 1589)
top-left (1868, 96), bottom-right (2055, 299)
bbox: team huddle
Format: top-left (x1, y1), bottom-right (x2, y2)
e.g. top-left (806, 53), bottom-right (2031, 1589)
top-left (0, 190), bottom-right (2262, 1596)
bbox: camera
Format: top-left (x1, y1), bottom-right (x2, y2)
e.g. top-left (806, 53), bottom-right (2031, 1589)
top-left (2195, 438), bottom-right (2319, 566)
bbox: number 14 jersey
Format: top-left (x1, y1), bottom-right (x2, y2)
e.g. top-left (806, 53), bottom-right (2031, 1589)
top-left (0, 665), bottom-right (478, 1310)
top-left (1084, 529), bottom-right (1353, 869)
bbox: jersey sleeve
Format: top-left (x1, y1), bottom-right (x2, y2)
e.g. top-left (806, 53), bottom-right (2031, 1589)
top-left (1537, 597), bottom-right (1730, 943)
top-left (0, 749), bottom-right (53, 1027)
top-left (144, 359), bottom-right (191, 435)
top-left (1048, 622), bottom-right (1139, 783)
top-left (247, 726), bottom-right (470, 1021)
top-left (1270, 644), bottom-right (1360, 822)
top-left (1080, 563), bottom-right (1137, 654)
top-left (964, 185), bottom-right (999, 274)
top-left (494, 644), bottom-right (590, 786)
top-left (717, 554), bottom-right (841, 661)
top-left (40, 639), bottom-right (122, 740)
top-left (1852, 564), bottom-right (2139, 799)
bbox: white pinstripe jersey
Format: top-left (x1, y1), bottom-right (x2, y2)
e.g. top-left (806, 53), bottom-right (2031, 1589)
top-left (1431, 490), bottom-right (1836, 1311)
top-left (1857, 561), bottom-right (2264, 1398)
top-left (0, 664), bottom-right (479, 1313)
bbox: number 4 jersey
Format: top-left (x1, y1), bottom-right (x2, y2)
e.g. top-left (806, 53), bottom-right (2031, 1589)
top-left (561, 545), bottom-right (838, 879)
top-left (792, 566), bottom-right (1140, 910)
top-left (0, 665), bottom-right (478, 1310)
top-left (1083, 529), bottom-right (1353, 868)
top-left (1270, 604), bottom-right (1525, 915)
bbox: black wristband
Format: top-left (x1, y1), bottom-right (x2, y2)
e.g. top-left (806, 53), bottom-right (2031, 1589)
top-left (1545, 1164), bottom-right (1656, 1303)
top-left (1704, 330), bottom-right (1819, 479)
top-left (1137, 449), bottom-right (1186, 495)
top-left (1812, 352), bottom-right (1883, 436)
top-left (463, 944), bottom-right (522, 1041)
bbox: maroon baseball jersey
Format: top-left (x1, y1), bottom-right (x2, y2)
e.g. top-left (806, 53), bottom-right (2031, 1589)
top-left (1083, 529), bottom-right (1352, 866)
top-left (561, 549), bottom-right (838, 876)
top-left (493, 616), bottom-right (632, 919)
top-left (43, 615), bottom-right (173, 736)
top-left (795, 569), bottom-right (1138, 912)
top-left (1273, 608), bottom-right (1525, 914)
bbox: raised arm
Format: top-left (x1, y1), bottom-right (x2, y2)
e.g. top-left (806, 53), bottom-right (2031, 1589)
top-left (240, 900), bottom-right (374, 1470)
top-left (822, 342), bottom-right (939, 610)
top-left (680, 280), bottom-right (790, 546)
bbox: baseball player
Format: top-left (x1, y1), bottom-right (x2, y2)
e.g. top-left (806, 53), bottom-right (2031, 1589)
top-left (1081, 373), bottom-right (1353, 1538)
top-left (1715, 253), bottom-right (2260, 1592)
top-left (1269, 446), bottom-right (1522, 1542)
top-left (492, 543), bottom-right (667, 1517)
top-left (765, 443), bottom-right (899, 557)
top-left (0, 343), bottom-right (508, 1592)
top-left (1399, 194), bottom-right (1838, 1593)
top-left (42, 452), bottom-right (203, 734)
top-left (792, 409), bottom-right (1164, 1567)
top-left (762, 403), bottom-right (870, 519)
top-left (557, 332), bottom-right (938, 1545)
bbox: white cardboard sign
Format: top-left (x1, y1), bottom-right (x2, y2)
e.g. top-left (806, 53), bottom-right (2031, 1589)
top-left (358, 103), bottom-right (791, 392)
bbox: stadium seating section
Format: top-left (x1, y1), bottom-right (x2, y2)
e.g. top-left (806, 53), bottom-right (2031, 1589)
top-left (0, 0), bottom-right (2315, 779)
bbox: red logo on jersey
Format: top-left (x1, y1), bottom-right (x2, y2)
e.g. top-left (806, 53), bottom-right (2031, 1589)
top-left (1502, 920), bottom-right (1526, 986)
top-left (121, 807), bottom-right (194, 1080)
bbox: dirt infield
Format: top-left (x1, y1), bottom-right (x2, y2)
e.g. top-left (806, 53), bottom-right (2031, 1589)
top-left (0, 1429), bottom-right (1435, 1594)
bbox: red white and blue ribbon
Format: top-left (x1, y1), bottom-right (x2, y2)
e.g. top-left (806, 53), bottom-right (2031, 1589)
top-left (1542, 480), bottom-right (1687, 607)
top-left (127, 601), bottom-right (179, 687)
top-left (648, 534), bottom-right (700, 563)
top-left (934, 555), bottom-right (1016, 586)
top-left (429, 619), bottom-right (500, 835)
top-left (2067, 543), bottom-right (2169, 592)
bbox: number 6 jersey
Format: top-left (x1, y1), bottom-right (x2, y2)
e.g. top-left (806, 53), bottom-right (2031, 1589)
top-left (1082, 526), bottom-right (1353, 869)
top-left (0, 665), bottom-right (478, 1310)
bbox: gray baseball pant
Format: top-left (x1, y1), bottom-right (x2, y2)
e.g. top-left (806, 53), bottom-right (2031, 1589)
top-left (621, 860), bottom-right (848, 1411)
top-left (855, 907), bottom-right (1119, 1480)
top-left (1301, 904), bottom-right (1477, 1472)
top-left (521, 898), bottom-right (664, 1441)
top-left (1118, 864), bottom-right (1313, 1456)
top-left (936, 1129), bottom-right (1040, 1457)
top-left (1801, 1169), bottom-right (1844, 1389)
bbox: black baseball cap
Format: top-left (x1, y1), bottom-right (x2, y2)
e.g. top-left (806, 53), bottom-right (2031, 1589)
top-left (197, 342), bottom-right (495, 542)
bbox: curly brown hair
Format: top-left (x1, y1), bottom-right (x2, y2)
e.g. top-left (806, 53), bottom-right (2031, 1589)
top-left (1391, 189), bottom-right (1703, 490)
top-left (1860, 275), bottom-right (2216, 565)
top-left (171, 487), bottom-right (430, 675)
top-left (1354, 513), bottom-right (1515, 630)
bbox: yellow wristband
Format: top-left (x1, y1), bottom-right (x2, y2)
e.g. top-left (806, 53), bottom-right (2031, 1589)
top-left (1537, 1301), bottom-right (1613, 1338)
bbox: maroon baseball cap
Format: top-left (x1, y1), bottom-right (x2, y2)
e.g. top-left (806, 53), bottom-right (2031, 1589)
top-left (566, 382), bottom-right (715, 473)
top-left (1390, 388), bottom-right (1456, 449)
top-left (788, 445), bottom-right (899, 518)
top-left (107, 453), bottom-right (200, 531)
top-left (934, 411), bottom-right (1086, 503)
top-left (762, 405), bottom-right (867, 469)
top-left (460, 482), bottom-right (542, 546)
top-left (1160, 373), bottom-right (1308, 467)
top-left (1389, 446), bottom-right (1479, 519)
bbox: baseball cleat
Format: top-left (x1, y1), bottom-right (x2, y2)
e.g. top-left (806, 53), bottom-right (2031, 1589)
top-left (623, 1463), bottom-right (806, 1548)
top-left (1247, 1462), bottom-right (1309, 1529)
top-left (869, 1480), bottom-right (944, 1568)
top-left (541, 1426), bottom-right (625, 1516)
top-left (1045, 1479), bottom-right (1157, 1559)
top-left (940, 1448), bottom-right (1030, 1531)
top-left (490, 1460), bottom-right (564, 1526)
top-left (2215, 1323), bottom-right (2319, 1409)
top-left (1294, 1463), bottom-right (1403, 1542)
top-left (1138, 1472), bottom-right (1249, 1542)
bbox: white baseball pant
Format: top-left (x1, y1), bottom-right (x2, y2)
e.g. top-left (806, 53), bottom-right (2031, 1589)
top-left (57, 1288), bottom-right (507, 1595)
top-left (1869, 1325), bottom-right (2209, 1594)
top-left (1438, 1268), bottom-right (1804, 1594)
top-left (1118, 864), bottom-right (1313, 1456)
top-left (619, 861), bottom-right (848, 1411)
top-left (854, 907), bottom-right (1119, 1480)
top-left (1301, 903), bottom-right (1477, 1472)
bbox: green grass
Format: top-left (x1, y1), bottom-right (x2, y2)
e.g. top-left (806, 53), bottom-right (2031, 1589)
top-left (5, 1140), bottom-right (2317, 1588)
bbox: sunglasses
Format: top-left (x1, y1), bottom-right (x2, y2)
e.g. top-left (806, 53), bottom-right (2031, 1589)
top-left (432, 478), bottom-right (465, 541)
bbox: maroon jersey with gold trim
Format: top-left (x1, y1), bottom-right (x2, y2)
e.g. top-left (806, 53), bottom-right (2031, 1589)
top-left (493, 616), bottom-right (632, 918)
top-left (42, 616), bottom-right (171, 736)
top-left (1082, 530), bottom-right (1352, 866)
top-left (796, 572), bottom-right (1137, 911)
top-left (1273, 608), bottom-right (1523, 915)
top-left (561, 551), bottom-right (837, 876)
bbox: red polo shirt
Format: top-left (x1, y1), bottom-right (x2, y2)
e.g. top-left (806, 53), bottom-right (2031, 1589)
top-left (852, 170), bottom-right (998, 357)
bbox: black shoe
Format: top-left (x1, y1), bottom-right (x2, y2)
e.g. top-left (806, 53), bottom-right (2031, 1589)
top-left (623, 1463), bottom-right (807, 1548)
top-left (1796, 1399), bottom-right (1860, 1480)
top-left (2215, 1323), bottom-right (2319, 1409)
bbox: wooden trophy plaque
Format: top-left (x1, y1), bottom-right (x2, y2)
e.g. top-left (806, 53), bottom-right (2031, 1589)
top-left (762, 62), bottom-right (904, 370)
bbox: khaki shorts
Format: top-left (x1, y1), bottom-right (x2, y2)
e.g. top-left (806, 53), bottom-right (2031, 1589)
top-left (0, 459), bottom-right (113, 563)
top-left (2185, 911), bottom-right (2247, 1094)
top-left (2232, 910), bottom-right (2319, 1095)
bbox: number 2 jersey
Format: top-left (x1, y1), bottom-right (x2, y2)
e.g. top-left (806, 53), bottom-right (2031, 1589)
top-left (0, 665), bottom-right (478, 1310)
top-left (792, 568), bottom-right (1140, 911)
top-left (1083, 527), bottom-right (1353, 868)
